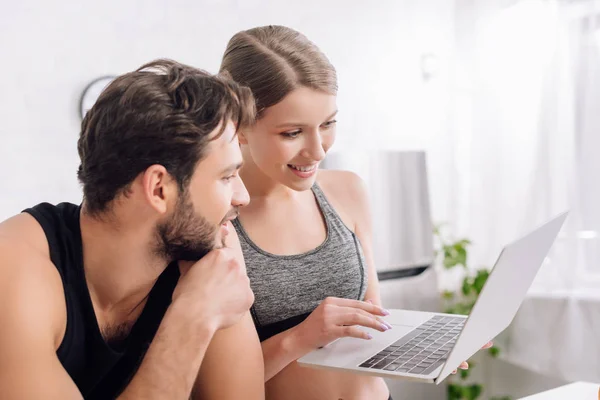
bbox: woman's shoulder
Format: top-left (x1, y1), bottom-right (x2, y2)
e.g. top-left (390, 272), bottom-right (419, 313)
top-left (317, 169), bottom-right (367, 198)
top-left (316, 169), bottom-right (370, 230)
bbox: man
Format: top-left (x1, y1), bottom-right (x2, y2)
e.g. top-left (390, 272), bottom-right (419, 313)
top-left (0, 59), bottom-right (264, 399)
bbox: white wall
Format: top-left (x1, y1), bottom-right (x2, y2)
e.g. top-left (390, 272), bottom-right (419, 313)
top-left (3, 2), bottom-right (573, 399)
top-left (0, 0), bottom-right (456, 222)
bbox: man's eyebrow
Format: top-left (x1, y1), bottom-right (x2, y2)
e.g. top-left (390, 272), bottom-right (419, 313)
top-left (220, 162), bottom-right (243, 175)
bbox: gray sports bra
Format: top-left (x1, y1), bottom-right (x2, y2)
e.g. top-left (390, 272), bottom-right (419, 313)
top-left (232, 183), bottom-right (368, 341)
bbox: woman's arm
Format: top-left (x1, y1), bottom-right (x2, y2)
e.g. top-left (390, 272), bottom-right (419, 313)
top-left (348, 173), bottom-right (383, 306)
top-left (259, 296), bottom-right (388, 382)
top-left (318, 170), bottom-right (383, 306)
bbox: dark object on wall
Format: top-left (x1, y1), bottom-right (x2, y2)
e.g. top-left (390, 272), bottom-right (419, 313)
top-left (78, 76), bottom-right (116, 120)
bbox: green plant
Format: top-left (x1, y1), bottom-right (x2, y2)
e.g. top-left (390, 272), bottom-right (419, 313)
top-left (434, 225), bottom-right (511, 400)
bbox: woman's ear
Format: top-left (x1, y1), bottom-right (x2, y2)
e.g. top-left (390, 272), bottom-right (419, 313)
top-left (237, 129), bottom-right (248, 145)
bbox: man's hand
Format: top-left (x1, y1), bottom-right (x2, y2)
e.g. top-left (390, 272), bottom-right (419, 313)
top-left (451, 341), bottom-right (494, 374)
top-left (175, 248), bottom-right (254, 332)
top-left (120, 248), bottom-right (255, 400)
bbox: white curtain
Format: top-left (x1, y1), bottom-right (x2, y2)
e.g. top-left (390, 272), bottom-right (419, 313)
top-left (448, 0), bottom-right (600, 382)
top-left (451, 0), bottom-right (600, 293)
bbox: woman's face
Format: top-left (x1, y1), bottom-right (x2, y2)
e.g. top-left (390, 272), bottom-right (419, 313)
top-left (241, 86), bottom-right (338, 192)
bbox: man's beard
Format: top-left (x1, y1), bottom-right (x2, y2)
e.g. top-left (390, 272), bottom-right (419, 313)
top-left (154, 190), bottom-right (234, 262)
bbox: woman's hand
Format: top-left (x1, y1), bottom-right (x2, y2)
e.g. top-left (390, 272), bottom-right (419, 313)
top-left (291, 297), bottom-right (391, 352)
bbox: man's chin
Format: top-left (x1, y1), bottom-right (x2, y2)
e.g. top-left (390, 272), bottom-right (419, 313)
top-left (171, 246), bottom-right (214, 262)
top-left (173, 238), bottom-right (224, 262)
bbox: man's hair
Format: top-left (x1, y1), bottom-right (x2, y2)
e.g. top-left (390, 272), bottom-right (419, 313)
top-left (77, 59), bottom-right (255, 216)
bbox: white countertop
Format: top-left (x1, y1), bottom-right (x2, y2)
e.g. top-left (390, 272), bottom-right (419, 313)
top-left (495, 292), bottom-right (600, 383)
top-left (519, 382), bottom-right (599, 399)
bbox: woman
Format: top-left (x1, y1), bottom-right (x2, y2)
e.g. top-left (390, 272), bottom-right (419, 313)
top-left (219, 25), bottom-right (478, 400)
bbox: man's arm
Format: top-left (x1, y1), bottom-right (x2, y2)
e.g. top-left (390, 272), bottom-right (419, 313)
top-left (0, 216), bottom-right (218, 400)
top-left (192, 313), bottom-right (264, 399)
top-left (0, 216), bottom-right (253, 400)
top-left (0, 218), bottom-right (217, 400)
top-left (0, 244), bottom-right (219, 400)
top-left (0, 240), bottom-right (82, 399)
top-left (191, 225), bottom-right (264, 399)
top-left (118, 300), bottom-right (217, 399)
top-left (121, 243), bottom-right (254, 399)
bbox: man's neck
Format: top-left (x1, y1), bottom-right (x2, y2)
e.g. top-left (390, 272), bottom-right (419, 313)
top-left (79, 205), bottom-right (168, 315)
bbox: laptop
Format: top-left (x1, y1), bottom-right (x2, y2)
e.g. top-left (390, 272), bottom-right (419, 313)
top-left (297, 212), bottom-right (568, 384)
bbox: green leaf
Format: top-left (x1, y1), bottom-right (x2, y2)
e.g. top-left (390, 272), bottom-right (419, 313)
top-left (488, 346), bottom-right (500, 357)
top-left (457, 238), bottom-right (472, 246)
top-left (448, 383), bottom-right (465, 400)
top-left (466, 299), bottom-right (477, 313)
top-left (455, 245), bottom-right (467, 267)
top-left (459, 368), bottom-right (470, 380)
top-left (473, 269), bottom-right (490, 294)
top-left (444, 245), bottom-right (459, 269)
top-left (442, 290), bottom-right (455, 300)
top-left (452, 299), bottom-right (476, 315)
top-left (444, 305), bottom-right (458, 314)
top-left (443, 239), bottom-right (470, 270)
top-left (462, 277), bottom-right (472, 296)
top-left (467, 384), bottom-right (483, 400)
top-left (452, 303), bottom-right (468, 315)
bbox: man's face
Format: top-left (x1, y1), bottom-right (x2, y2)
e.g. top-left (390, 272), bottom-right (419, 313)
top-left (154, 121), bottom-right (249, 261)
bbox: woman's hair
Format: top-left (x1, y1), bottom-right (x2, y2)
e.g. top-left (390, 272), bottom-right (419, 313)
top-left (220, 25), bottom-right (337, 116)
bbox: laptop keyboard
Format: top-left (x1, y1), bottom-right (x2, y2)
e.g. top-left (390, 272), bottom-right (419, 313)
top-left (358, 315), bottom-right (465, 375)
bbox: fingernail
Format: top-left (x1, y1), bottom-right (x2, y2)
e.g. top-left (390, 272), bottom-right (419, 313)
top-left (367, 333), bottom-right (373, 339)
top-left (380, 323), bottom-right (389, 331)
top-left (384, 322), bottom-right (393, 329)
top-left (366, 299), bottom-right (373, 304)
top-left (382, 309), bottom-right (390, 316)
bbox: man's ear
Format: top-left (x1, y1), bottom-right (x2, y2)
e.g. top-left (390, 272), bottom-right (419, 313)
top-left (141, 165), bottom-right (177, 214)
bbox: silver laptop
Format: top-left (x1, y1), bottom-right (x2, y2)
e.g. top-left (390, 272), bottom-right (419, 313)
top-left (297, 212), bottom-right (568, 384)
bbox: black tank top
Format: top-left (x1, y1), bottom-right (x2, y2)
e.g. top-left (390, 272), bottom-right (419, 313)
top-left (23, 202), bottom-right (180, 399)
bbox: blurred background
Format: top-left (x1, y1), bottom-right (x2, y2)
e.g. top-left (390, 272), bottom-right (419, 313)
top-left (2, 0), bottom-right (599, 398)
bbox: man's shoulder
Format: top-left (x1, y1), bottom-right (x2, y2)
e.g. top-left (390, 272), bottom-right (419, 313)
top-left (0, 213), bottom-right (67, 349)
top-left (0, 211), bottom-right (52, 256)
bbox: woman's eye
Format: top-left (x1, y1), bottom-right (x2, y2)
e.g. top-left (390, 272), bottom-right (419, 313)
top-left (322, 120), bottom-right (337, 129)
top-left (282, 130), bottom-right (301, 139)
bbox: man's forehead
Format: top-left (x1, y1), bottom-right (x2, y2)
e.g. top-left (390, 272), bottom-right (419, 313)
top-left (196, 124), bottom-right (241, 172)
top-left (208, 120), bottom-right (237, 143)
top-left (221, 121), bottom-right (237, 142)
